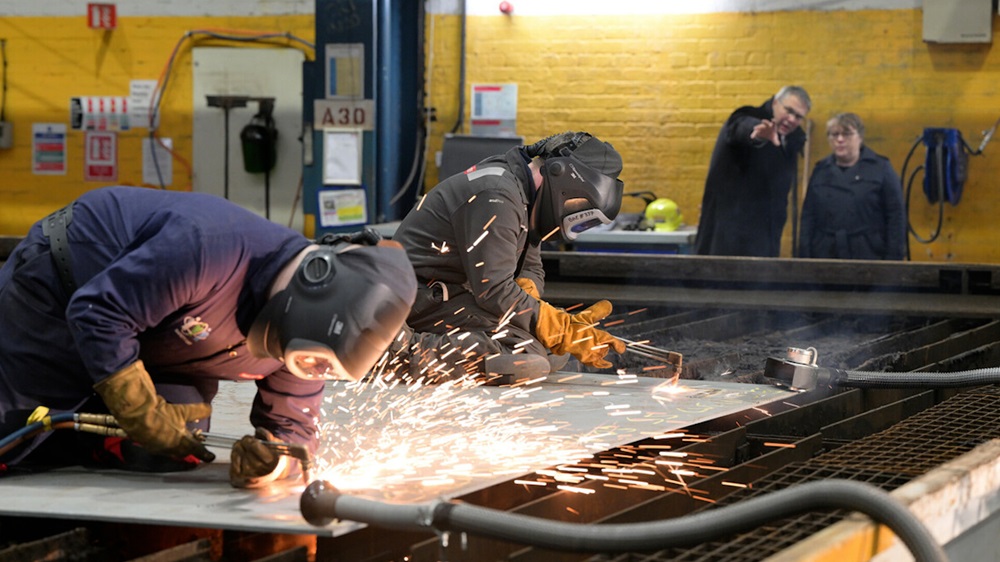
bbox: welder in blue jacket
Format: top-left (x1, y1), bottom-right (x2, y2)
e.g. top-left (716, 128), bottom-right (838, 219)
top-left (0, 186), bottom-right (415, 487)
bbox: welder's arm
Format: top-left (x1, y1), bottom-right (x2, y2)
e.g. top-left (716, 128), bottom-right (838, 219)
top-left (230, 428), bottom-right (293, 488)
top-left (516, 278), bottom-right (626, 369)
top-left (93, 361), bottom-right (215, 462)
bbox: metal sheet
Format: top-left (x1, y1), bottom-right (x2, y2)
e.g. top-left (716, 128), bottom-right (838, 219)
top-left (0, 374), bottom-right (791, 535)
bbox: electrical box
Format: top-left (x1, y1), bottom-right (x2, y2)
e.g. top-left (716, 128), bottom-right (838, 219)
top-left (923, 0), bottom-right (992, 44)
top-left (0, 121), bottom-right (11, 149)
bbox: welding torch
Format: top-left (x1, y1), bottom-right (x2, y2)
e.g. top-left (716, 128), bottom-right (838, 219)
top-left (619, 338), bottom-right (683, 379)
top-left (194, 430), bottom-right (315, 484)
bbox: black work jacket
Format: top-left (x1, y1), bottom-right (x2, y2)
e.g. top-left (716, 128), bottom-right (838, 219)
top-left (799, 145), bottom-right (905, 260)
top-left (695, 98), bottom-right (806, 257)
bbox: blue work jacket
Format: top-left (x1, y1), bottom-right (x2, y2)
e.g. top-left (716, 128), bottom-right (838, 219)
top-left (0, 187), bottom-right (320, 464)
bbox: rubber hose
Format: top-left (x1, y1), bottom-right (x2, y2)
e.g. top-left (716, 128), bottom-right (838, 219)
top-left (841, 367), bottom-right (1000, 388)
top-left (0, 412), bottom-right (76, 457)
top-left (301, 479), bottom-right (947, 562)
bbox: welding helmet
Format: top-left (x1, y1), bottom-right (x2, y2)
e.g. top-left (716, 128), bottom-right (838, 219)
top-left (247, 240), bottom-right (417, 381)
top-left (526, 132), bottom-right (624, 243)
top-left (644, 198), bottom-right (683, 232)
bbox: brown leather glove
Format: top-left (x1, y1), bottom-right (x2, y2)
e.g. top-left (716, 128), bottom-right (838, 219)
top-left (93, 361), bottom-right (214, 462)
top-left (518, 277), bottom-right (626, 368)
top-left (230, 428), bottom-right (290, 489)
top-left (516, 277), bottom-right (542, 300)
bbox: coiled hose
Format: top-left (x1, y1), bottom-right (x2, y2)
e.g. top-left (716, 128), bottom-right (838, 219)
top-left (301, 478), bottom-right (947, 562)
top-left (837, 367), bottom-right (1000, 388)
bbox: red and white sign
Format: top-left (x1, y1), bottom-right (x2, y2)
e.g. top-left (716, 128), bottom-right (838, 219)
top-left (85, 131), bottom-right (118, 182)
top-left (87, 4), bottom-right (116, 30)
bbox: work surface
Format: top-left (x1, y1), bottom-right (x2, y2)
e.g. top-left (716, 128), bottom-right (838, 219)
top-left (0, 374), bottom-right (791, 537)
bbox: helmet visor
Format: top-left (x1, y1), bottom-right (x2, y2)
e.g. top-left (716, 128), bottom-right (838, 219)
top-left (284, 339), bottom-right (352, 381)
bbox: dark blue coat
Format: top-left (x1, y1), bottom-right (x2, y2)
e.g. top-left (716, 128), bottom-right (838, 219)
top-left (799, 146), bottom-right (905, 260)
top-left (0, 187), bottom-right (321, 464)
top-left (695, 98), bottom-right (807, 257)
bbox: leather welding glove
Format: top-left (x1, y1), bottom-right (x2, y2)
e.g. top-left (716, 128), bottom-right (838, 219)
top-left (517, 277), bottom-right (542, 300)
top-left (517, 278), bottom-right (627, 369)
top-left (230, 427), bottom-right (291, 489)
top-left (93, 361), bottom-right (215, 462)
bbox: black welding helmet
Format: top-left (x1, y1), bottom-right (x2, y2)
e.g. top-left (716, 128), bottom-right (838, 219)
top-left (526, 132), bottom-right (624, 243)
top-left (247, 240), bottom-right (417, 381)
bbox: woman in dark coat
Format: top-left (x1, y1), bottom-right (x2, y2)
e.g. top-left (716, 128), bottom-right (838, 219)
top-left (799, 113), bottom-right (905, 260)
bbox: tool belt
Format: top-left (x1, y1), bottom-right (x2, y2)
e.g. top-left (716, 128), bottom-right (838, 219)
top-left (41, 203), bottom-right (76, 294)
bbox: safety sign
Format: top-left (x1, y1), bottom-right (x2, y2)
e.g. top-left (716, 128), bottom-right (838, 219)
top-left (84, 131), bottom-right (118, 182)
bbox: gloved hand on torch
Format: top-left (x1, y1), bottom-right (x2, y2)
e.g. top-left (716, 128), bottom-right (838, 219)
top-left (517, 278), bottom-right (626, 369)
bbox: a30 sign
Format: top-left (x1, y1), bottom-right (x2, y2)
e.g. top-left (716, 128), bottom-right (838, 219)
top-left (314, 99), bottom-right (374, 131)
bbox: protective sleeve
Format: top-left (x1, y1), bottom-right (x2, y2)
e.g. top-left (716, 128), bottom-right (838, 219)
top-left (66, 219), bottom-right (234, 383)
top-left (881, 159), bottom-right (907, 260)
top-left (724, 113), bottom-right (764, 148)
top-left (518, 243), bottom-right (546, 294)
top-left (450, 186), bottom-right (539, 331)
top-left (250, 368), bottom-right (325, 452)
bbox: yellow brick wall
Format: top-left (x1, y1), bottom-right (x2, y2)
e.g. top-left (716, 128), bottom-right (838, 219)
top-left (426, 9), bottom-right (1000, 262)
top-left (0, 15), bottom-right (313, 235)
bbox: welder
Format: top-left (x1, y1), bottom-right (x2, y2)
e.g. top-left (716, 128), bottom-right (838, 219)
top-left (392, 131), bottom-right (627, 380)
top-left (0, 186), bottom-right (416, 487)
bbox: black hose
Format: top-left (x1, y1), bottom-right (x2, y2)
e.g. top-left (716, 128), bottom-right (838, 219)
top-left (301, 479), bottom-right (947, 562)
top-left (838, 367), bottom-right (1000, 389)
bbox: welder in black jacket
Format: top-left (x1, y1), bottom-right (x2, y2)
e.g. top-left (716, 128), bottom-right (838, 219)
top-left (392, 132), bottom-right (627, 380)
top-left (695, 86), bottom-right (812, 257)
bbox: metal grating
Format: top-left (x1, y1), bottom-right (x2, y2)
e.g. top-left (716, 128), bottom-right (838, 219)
top-left (591, 386), bottom-right (1000, 562)
top-left (814, 387), bottom-right (1000, 475)
top-left (591, 465), bottom-right (911, 562)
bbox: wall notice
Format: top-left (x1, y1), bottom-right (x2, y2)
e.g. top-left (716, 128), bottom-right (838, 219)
top-left (32, 123), bottom-right (67, 175)
top-left (84, 131), bottom-right (117, 182)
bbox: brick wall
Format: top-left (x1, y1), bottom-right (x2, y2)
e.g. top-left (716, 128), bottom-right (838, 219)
top-left (427, 8), bottom-right (1000, 262)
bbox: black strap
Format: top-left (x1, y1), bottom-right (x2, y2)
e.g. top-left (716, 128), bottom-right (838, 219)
top-left (41, 203), bottom-right (76, 294)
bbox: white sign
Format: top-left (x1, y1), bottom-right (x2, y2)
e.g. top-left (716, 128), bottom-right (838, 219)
top-left (32, 123), bottom-right (67, 175)
top-left (129, 80), bottom-right (160, 129)
top-left (70, 96), bottom-right (130, 131)
top-left (142, 137), bottom-right (173, 186)
top-left (319, 188), bottom-right (368, 227)
top-left (323, 129), bottom-right (363, 185)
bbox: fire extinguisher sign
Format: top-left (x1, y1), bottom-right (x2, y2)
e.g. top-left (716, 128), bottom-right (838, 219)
top-left (84, 131), bottom-right (118, 182)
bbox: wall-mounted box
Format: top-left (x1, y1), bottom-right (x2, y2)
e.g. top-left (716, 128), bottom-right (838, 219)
top-left (923, 0), bottom-right (992, 44)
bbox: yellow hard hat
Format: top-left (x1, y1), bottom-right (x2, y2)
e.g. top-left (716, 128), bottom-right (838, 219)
top-left (644, 198), bottom-right (682, 232)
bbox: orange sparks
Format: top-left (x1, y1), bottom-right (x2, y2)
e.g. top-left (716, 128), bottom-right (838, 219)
top-left (483, 215), bottom-right (497, 230)
top-left (604, 319), bottom-right (625, 327)
top-left (514, 479), bottom-right (546, 487)
top-left (416, 194), bottom-right (427, 210)
top-left (627, 308), bottom-right (648, 316)
top-left (763, 442), bottom-right (796, 448)
top-left (722, 481), bottom-right (751, 489)
top-left (541, 226), bottom-right (561, 241)
top-left (467, 230), bottom-right (490, 252)
top-left (557, 486), bottom-right (595, 495)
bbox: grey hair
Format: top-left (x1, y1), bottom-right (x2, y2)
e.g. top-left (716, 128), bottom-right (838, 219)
top-left (775, 85), bottom-right (812, 112)
top-left (826, 112), bottom-right (865, 139)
